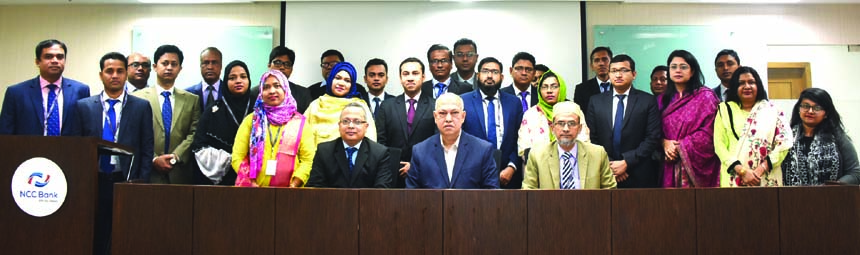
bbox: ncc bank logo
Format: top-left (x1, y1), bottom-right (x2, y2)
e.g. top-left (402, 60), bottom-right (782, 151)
top-left (27, 172), bottom-right (51, 188)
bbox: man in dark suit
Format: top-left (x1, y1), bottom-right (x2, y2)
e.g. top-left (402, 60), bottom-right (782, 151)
top-left (71, 52), bottom-right (154, 255)
top-left (185, 47), bottom-right (223, 111)
top-left (375, 57), bottom-right (437, 188)
top-left (586, 54), bottom-right (662, 188)
top-left (421, 44), bottom-right (473, 99)
top-left (461, 57), bottom-right (524, 189)
top-left (450, 38), bottom-right (479, 89)
top-left (0, 39), bottom-right (90, 136)
top-left (268, 46), bottom-right (311, 113)
top-left (501, 52), bottom-right (539, 113)
top-left (307, 49), bottom-right (369, 102)
top-left (712, 49), bottom-right (740, 102)
top-left (573, 46), bottom-right (613, 113)
top-left (364, 58), bottom-right (394, 117)
top-left (307, 102), bottom-right (393, 188)
top-left (407, 93), bottom-right (499, 189)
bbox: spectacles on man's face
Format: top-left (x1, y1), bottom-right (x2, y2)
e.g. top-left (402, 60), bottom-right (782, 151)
top-left (514, 66), bottom-right (534, 73)
top-left (321, 61), bottom-right (340, 69)
top-left (480, 69), bottom-right (501, 75)
top-left (128, 62), bottom-right (151, 69)
top-left (454, 52), bottom-right (477, 58)
top-left (553, 121), bottom-right (580, 128)
top-left (429, 59), bottom-right (451, 65)
top-left (799, 103), bottom-right (824, 113)
top-left (272, 60), bottom-right (293, 68)
top-left (339, 119), bottom-right (367, 126)
top-left (610, 68), bottom-right (632, 75)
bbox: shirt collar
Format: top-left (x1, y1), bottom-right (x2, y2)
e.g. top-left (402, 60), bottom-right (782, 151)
top-left (612, 86), bottom-right (631, 97)
top-left (478, 88), bottom-right (496, 100)
top-left (342, 139), bottom-right (363, 151)
top-left (440, 131), bottom-right (463, 151)
top-left (405, 90), bottom-right (422, 102)
top-left (203, 80), bottom-right (221, 91)
top-left (100, 90), bottom-right (127, 103)
top-left (40, 76), bottom-right (63, 88)
top-left (556, 141), bottom-right (579, 157)
top-left (432, 77), bottom-right (451, 87)
top-left (596, 77), bottom-right (609, 85)
top-left (513, 84), bottom-right (530, 94)
top-left (156, 85), bottom-right (175, 96)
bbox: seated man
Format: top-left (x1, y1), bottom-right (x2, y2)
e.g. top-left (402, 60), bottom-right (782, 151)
top-left (523, 102), bottom-right (616, 189)
top-left (306, 102), bottom-right (393, 188)
top-left (407, 93), bottom-right (499, 189)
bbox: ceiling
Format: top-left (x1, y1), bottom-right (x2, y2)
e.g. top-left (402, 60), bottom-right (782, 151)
top-left (2, 0), bottom-right (860, 4)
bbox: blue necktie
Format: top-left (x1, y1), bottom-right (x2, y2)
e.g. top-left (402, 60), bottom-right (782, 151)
top-left (434, 83), bottom-right (445, 98)
top-left (561, 152), bottom-right (577, 189)
top-left (373, 97), bottom-right (381, 117)
top-left (46, 84), bottom-right (60, 136)
top-left (161, 91), bottom-right (172, 154)
top-left (600, 82), bottom-right (611, 93)
top-left (519, 91), bottom-right (529, 112)
top-left (613, 95), bottom-right (626, 157)
top-left (346, 147), bottom-right (358, 176)
top-left (100, 99), bottom-right (119, 173)
top-left (486, 96), bottom-right (498, 149)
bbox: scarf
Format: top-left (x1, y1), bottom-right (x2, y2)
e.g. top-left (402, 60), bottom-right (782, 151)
top-left (248, 70), bottom-right (298, 179)
top-left (782, 125), bottom-right (841, 186)
top-left (535, 70), bottom-right (568, 123)
top-left (324, 62), bottom-right (360, 99)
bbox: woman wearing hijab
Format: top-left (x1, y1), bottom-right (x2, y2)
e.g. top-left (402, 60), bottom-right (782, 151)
top-left (304, 62), bottom-right (377, 146)
top-left (232, 70), bottom-right (314, 187)
top-left (191, 60), bottom-right (258, 185)
top-left (714, 66), bottom-right (793, 187)
top-left (518, 70), bottom-right (590, 160)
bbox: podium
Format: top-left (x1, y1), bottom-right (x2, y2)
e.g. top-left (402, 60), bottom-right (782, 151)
top-left (0, 135), bottom-right (132, 255)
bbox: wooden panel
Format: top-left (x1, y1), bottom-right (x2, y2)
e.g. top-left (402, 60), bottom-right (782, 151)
top-left (444, 190), bottom-right (527, 255)
top-left (359, 189), bottom-right (443, 255)
top-left (612, 189), bottom-right (696, 255)
top-left (697, 188), bottom-right (779, 255)
top-left (275, 188), bottom-right (359, 255)
top-left (112, 184), bottom-right (193, 255)
top-left (768, 81), bottom-right (793, 99)
top-left (193, 186), bottom-right (275, 255)
top-left (528, 190), bottom-right (611, 255)
top-left (779, 186), bottom-right (860, 255)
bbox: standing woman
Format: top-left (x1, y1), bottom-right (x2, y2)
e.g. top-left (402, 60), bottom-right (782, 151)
top-left (192, 60), bottom-right (258, 185)
top-left (232, 70), bottom-right (315, 187)
top-left (782, 88), bottom-right (860, 185)
top-left (518, 70), bottom-right (590, 159)
top-left (658, 50), bottom-right (721, 188)
top-left (304, 62), bottom-right (377, 146)
top-left (714, 66), bottom-right (793, 187)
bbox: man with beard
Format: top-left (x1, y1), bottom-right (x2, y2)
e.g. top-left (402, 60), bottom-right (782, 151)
top-left (460, 57), bottom-right (524, 189)
top-left (523, 101), bottom-right (616, 189)
top-left (125, 52), bottom-right (151, 92)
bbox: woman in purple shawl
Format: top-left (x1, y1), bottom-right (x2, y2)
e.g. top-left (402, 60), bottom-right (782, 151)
top-left (658, 50), bottom-right (721, 187)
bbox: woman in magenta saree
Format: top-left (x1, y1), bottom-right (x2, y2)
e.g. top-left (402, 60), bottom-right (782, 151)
top-left (658, 50), bottom-right (721, 187)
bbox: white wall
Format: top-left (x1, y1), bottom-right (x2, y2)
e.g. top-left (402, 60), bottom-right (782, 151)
top-left (284, 1), bottom-right (583, 98)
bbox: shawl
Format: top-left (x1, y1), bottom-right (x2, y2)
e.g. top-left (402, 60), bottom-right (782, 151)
top-left (306, 94), bottom-right (377, 146)
top-left (324, 62), bottom-right (360, 99)
top-left (247, 70), bottom-right (298, 179)
top-left (782, 125), bottom-right (842, 186)
top-left (715, 100), bottom-right (793, 187)
top-left (658, 86), bottom-right (720, 187)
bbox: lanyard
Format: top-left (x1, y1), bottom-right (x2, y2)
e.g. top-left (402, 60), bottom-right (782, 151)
top-left (42, 85), bottom-right (62, 133)
top-left (267, 124), bottom-right (283, 158)
top-left (222, 97), bottom-right (251, 126)
top-left (102, 93), bottom-right (128, 140)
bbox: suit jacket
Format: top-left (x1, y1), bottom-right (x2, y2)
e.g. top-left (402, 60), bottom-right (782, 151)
top-left (308, 81), bottom-right (370, 104)
top-left (367, 92), bottom-right (395, 115)
top-left (421, 79), bottom-right (473, 98)
top-left (374, 92), bottom-right (437, 188)
top-left (523, 140), bottom-right (617, 189)
top-left (132, 86), bottom-right (201, 184)
top-left (450, 71), bottom-right (478, 90)
top-left (407, 132), bottom-right (499, 189)
top-left (586, 88), bottom-right (662, 188)
top-left (306, 137), bottom-right (393, 188)
top-left (460, 90), bottom-right (524, 189)
top-left (289, 81), bottom-right (312, 114)
top-left (712, 85), bottom-right (726, 102)
top-left (72, 94), bottom-right (154, 182)
top-left (0, 76), bottom-right (90, 136)
top-left (186, 80), bottom-right (223, 112)
top-left (573, 77), bottom-right (604, 114)
top-left (500, 84), bottom-right (539, 109)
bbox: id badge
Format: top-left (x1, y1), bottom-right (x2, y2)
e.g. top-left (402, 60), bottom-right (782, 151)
top-left (110, 155), bottom-right (118, 165)
top-left (265, 160), bottom-right (278, 176)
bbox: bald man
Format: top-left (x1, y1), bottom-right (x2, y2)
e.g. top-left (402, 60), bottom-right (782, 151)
top-left (125, 52), bottom-right (151, 92)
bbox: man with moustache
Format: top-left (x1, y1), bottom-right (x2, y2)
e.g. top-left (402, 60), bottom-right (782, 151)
top-left (450, 38), bottom-right (479, 89)
top-left (125, 52), bottom-right (151, 92)
top-left (421, 44), bottom-right (472, 99)
top-left (186, 47), bottom-right (223, 111)
top-left (712, 49), bottom-right (740, 102)
top-left (573, 46), bottom-right (613, 113)
top-left (501, 52), bottom-right (539, 113)
top-left (364, 58), bottom-right (393, 117)
top-left (375, 57), bottom-right (437, 188)
top-left (461, 57), bottom-right (524, 188)
top-left (268, 46), bottom-right (311, 113)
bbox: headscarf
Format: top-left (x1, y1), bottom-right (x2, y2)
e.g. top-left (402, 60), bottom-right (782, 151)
top-left (248, 70), bottom-right (298, 179)
top-left (220, 60), bottom-right (257, 119)
top-left (536, 69), bottom-right (568, 122)
top-left (324, 62), bottom-right (360, 98)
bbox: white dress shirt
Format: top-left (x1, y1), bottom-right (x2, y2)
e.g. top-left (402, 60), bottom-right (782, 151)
top-left (611, 87), bottom-right (631, 127)
top-left (441, 131), bottom-right (462, 182)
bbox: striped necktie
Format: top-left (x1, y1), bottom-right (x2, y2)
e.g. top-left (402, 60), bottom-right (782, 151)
top-left (561, 152), bottom-right (577, 189)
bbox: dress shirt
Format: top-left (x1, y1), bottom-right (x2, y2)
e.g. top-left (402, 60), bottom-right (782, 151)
top-left (611, 87), bottom-right (631, 127)
top-left (719, 84), bottom-right (728, 101)
top-left (155, 85), bottom-right (176, 112)
top-left (455, 72), bottom-right (476, 85)
top-left (597, 77), bottom-right (610, 93)
top-left (441, 131), bottom-right (462, 182)
top-left (101, 91), bottom-right (126, 170)
top-left (557, 143), bottom-right (581, 189)
top-left (125, 81), bottom-right (148, 93)
top-left (201, 79), bottom-right (221, 106)
top-left (431, 77), bottom-right (452, 96)
top-left (478, 90), bottom-right (504, 149)
top-left (404, 90), bottom-right (422, 113)
top-left (40, 76), bottom-right (64, 133)
top-left (513, 84), bottom-right (532, 106)
top-left (342, 140), bottom-right (363, 166)
top-left (369, 94), bottom-right (384, 113)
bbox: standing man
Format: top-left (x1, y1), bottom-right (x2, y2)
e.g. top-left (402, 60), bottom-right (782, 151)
top-left (523, 102), bottom-right (616, 189)
top-left (125, 52), bottom-right (151, 92)
top-left (586, 55), bottom-right (662, 188)
top-left (450, 38), bottom-right (479, 89)
top-left (421, 44), bottom-right (473, 99)
top-left (461, 57), bottom-right (524, 189)
top-left (306, 102), bottom-right (393, 188)
top-left (501, 52), bottom-right (539, 113)
top-left (72, 52), bottom-right (154, 255)
top-left (375, 57), bottom-right (437, 188)
top-left (0, 39), bottom-right (90, 136)
top-left (573, 46), bottom-right (613, 113)
top-left (407, 93), bottom-right (499, 189)
top-left (650, 65), bottom-right (668, 95)
top-left (364, 58), bottom-right (393, 117)
top-left (712, 49), bottom-right (740, 102)
top-left (268, 46), bottom-right (311, 113)
top-left (133, 45), bottom-right (201, 184)
top-left (533, 64), bottom-right (549, 87)
top-left (186, 47), bottom-right (222, 111)
top-left (307, 49), bottom-right (369, 102)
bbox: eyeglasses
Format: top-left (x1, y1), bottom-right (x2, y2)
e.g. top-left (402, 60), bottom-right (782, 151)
top-left (610, 68), bottom-right (632, 75)
top-left (339, 119), bottom-right (367, 126)
top-left (435, 110), bottom-right (462, 117)
top-left (271, 60), bottom-right (293, 68)
top-left (669, 64), bottom-right (690, 71)
top-left (553, 121), bottom-right (580, 128)
top-left (514, 66), bottom-right (534, 73)
top-left (799, 103), bottom-right (824, 113)
top-left (454, 52), bottom-right (477, 58)
top-left (321, 61), bottom-right (340, 69)
top-left (480, 69), bottom-right (501, 75)
top-left (128, 62), bottom-right (151, 69)
top-left (429, 59), bottom-right (451, 65)
top-left (540, 85), bottom-right (560, 91)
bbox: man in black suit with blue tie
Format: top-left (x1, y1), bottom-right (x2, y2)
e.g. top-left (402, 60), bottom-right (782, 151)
top-left (185, 47), bottom-right (223, 111)
top-left (500, 52), bottom-right (539, 113)
top-left (421, 44), bottom-right (473, 99)
top-left (364, 58), bottom-right (394, 117)
top-left (71, 52), bottom-right (154, 255)
top-left (573, 46), bottom-right (613, 113)
top-left (0, 39), bottom-right (90, 136)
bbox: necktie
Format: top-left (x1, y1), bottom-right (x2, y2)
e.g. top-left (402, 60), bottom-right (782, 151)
top-left (600, 82), bottom-right (611, 93)
top-left (46, 84), bottom-right (60, 136)
top-left (613, 95), bottom-right (626, 157)
top-left (206, 85), bottom-right (215, 108)
top-left (486, 96), bottom-right (498, 149)
top-left (100, 99), bottom-right (119, 173)
top-left (561, 152), bottom-right (577, 189)
top-left (519, 91), bottom-right (529, 112)
top-left (161, 91), bottom-right (172, 154)
top-left (346, 147), bottom-right (357, 176)
top-left (407, 99), bottom-right (416, 134)
top-left (373, 97), bottom-right (381, 116)
top-left (434, 83), bottom-right (445, 98)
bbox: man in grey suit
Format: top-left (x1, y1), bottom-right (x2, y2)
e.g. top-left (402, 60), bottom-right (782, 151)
top-left (422, 44), bottom-right (473, 99)
top-left (450, 38), bottom-right (479, 89)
